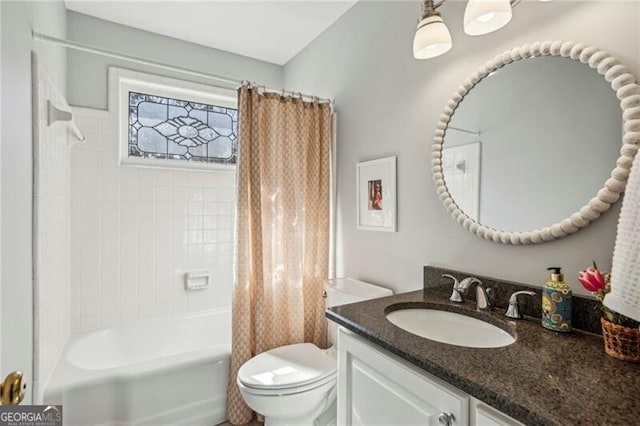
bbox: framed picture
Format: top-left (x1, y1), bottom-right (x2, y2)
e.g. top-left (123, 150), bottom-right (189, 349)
top-left (356, 156), bottom-right (397, 232)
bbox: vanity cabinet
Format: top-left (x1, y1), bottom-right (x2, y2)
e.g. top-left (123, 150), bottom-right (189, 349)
top-left (472, 401), bottom-right (524, 426)
top-left (338, 328), bottom-right (523, 426)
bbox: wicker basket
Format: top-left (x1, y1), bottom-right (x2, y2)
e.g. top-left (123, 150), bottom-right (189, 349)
top-left (601, 317), bottom-right (640, 362)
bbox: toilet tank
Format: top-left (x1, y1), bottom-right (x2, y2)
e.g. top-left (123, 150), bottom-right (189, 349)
top-left (325, 278), bottom-right (393, 346)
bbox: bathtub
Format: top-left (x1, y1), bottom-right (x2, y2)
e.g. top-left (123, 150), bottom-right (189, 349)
top-left (44, 309), bottom-right (231, 426)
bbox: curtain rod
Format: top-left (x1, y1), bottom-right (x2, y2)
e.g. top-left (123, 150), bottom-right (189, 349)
top-left (32, 31), bottom-right (334, 107)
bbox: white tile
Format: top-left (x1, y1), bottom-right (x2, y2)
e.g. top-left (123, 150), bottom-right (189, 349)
top-left (100, 181), bottom-right (120, 201)
top-left (99, 133), bottom-right (118, 152)
top-left (173, 186), bottom-right (188, 201)
top-left (187, 245), bottom-right (204, 267)
top-left (188, 172), bottom-right (204, 187)
top-left (80, 314), bottom-right (100, 332)
top-left (156, 291), bottom-right (172, 314)
top-left (203, 174), bottom-right (221, 188)
top-left (172, 171), bottom-right (190, 186)
top-left (189, 187), bottom-right (203, 202)
top-left (120, 184), bottom-right (139, 201)
top-left (139, 200), bottom-right (156, 217)
top-left (189, 201), bottom-right (203, 215)
top-left (100, 120), bottom-right (118, 137)
top-left (156, 171), bottom-right (172, 186)
top-left (172, 199), bottom-right (188, 219)
top-left (218, 173), bottom-right (236, 188)
top-left (139, 170), bottom-right (157, 186)
top-left (156, 200), bottom-right (172, 218)
top-left (203, 188), bottom-right (219, 203)
top-left (188, 215), bottom-right (204, 230)
top-left (189, 230), bottom-right (203, 245)
top-left (156, 186), bottom-right (171, 201)
top-left (203, 202), bottom-right (217, 216)
top-left (101, 165), bottom-right (120, 187)
top-left (218, 187), bottom-right (233, 202)
top-left (155, 272), bottom-right (172, 293)
top-left (76, 116), bottom-right (100, 134)
top-left (204, 215), bottom-right (217, 229)
top-left (65, 110), bottom-right (236, 332)
top-left (100, 311), bottom-right (119, 329)
top-left (204, 230), bottom-right (217, 244)
top-left (81, 149), bottom-right (100, 166)
top-left (80, 282), bottom-right (100, 316)
top-left (100, 200), bottom-right (120, 217)
top-left (120, 200), bottom-right (139, 217)
top-left (172, 227), bottom-right (189, 251)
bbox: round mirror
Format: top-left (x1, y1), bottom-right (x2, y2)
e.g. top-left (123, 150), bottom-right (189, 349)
top-left (432, 41), bottom-right (640, 244)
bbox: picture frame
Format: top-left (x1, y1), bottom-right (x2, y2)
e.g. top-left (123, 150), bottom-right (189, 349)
top-left (356, 156), bottom-right (397, 232)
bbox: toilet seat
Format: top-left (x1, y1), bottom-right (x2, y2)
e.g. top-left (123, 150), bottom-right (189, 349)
top-left (238, 371), bottom-right (336, 396)
top-left (237, 343), bottom-right (336, 395)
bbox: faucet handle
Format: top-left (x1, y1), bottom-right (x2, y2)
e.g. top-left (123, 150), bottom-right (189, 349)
top-left (475, 285), bottom-right (493, 311)
top-left (442, 274), bottom-right (459, 286)
top-left (442, 274), bottom-right (464, 302)
top-left (460, 277), bottom-right (482, 288)
top-left (505, 291), bottom-right (536, 319)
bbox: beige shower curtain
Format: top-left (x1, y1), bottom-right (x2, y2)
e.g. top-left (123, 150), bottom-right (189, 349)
top-left (227, 84), bottom-right (332, 425)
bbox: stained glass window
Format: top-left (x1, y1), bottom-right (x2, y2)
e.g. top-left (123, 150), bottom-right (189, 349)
top-left (128, 91), bottom-right (237, 165)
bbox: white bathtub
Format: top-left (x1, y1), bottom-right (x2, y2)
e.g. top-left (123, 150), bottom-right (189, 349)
top-left (44, 309), bottom-right (231, 426)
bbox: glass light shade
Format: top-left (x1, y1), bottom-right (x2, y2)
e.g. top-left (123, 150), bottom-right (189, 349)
top-left (413, 15), bottom-right (452, 60)
top-left (464, 0), bottom-right (512, 36)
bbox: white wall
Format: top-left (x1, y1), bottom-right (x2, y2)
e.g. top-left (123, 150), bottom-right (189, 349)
top-left (32, 61), bottom-right (72, 403)
top-left (67, 11), bottom-right (283, 110)
top-left (70, 107), bottom-right (235, 331)
top-left (284, 1), bottom-right (640, 296)
top-left (1, 0), bottom-right (67, 403)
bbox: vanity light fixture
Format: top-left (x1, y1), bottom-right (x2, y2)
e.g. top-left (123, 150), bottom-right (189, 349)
top-left (464, 0), bottom-right (516, 36)
top-left (413, 0), bottom-right (453, 60)
top-left (414, 0), bottom-right (528, 59)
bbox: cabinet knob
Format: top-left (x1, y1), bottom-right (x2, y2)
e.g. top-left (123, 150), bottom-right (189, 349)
top-left (437, 412), bottom-right (454, 426)
top-left (1, 371), bottom-right (25, 406)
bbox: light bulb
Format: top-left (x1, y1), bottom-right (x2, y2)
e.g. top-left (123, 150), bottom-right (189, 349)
top-left (413, 15), bottom-right (452, 59)
top-left (464, 0), bottom-right (512, 36)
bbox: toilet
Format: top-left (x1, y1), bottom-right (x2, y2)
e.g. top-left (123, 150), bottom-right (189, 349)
top-left (236, 278), bottom-right (393, 426)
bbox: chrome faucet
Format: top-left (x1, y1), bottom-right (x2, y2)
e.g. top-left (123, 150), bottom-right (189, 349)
top-left (442, 274), bottom-right (493, 311)
top-left (505, 291), bottom-right (536, 319)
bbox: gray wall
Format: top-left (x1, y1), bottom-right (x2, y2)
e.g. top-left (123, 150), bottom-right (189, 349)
top-left (67, 11), bottom-right (284, 110)
top-left (284, 1), bottom-right (640, 296)
top-left (1, 0), bottom-right (67, 402)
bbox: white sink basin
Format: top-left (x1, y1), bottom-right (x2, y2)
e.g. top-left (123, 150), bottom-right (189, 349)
top-left (386, 308), bottom-right (515, 348)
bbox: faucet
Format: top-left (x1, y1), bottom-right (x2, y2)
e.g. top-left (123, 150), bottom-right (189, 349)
top-left (442, 274), bottom-right (493, 311)
top-left (505, 290), bottom-right (536, 319)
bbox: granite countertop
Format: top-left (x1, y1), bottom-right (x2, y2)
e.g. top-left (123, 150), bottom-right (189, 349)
top-left (327, 288), bottom-right (640, 426)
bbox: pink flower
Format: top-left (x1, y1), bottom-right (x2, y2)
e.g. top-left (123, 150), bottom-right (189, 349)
top-left (578, 267), bottom-right (606, 292)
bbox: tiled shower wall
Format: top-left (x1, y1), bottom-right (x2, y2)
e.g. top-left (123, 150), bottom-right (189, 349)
top-left (70, 107), bottom-right (235, 332)
top-left (33, 60), bottom-right (71, 402)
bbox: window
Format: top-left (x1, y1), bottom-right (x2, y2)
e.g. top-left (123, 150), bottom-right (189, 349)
top-left (115, 68), bottom-right (237, 170)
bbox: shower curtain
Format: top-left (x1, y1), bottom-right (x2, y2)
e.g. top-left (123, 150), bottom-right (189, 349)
top-left (227, 84), bottom-right (332, 425)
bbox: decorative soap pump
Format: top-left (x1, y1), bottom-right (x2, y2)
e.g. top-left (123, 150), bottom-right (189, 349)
top-left (541, 267), bottom-right (572, 332)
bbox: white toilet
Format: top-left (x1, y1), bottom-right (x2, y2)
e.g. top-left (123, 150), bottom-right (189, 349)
top-left (236, 278), bottom-right (392, 426)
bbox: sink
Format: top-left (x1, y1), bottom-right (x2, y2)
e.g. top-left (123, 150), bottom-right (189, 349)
top-left (386, 308), bottom-right (515, 348)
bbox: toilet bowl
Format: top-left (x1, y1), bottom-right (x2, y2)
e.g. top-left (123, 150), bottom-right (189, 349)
top-left (236, 278), bottom-right (392, 426)
top-left (237, 343), bottom-right (337, 426)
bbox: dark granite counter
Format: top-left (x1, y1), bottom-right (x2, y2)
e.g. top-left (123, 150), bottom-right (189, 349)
top-left (327, 287), bottom-right (640, 426)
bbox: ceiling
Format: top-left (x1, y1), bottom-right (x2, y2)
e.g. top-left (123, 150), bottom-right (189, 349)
top-left (64, 0), bottom-right (359, 65)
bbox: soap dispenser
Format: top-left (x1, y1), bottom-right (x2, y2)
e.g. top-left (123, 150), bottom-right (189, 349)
top-left (541, 267), bottom-right (572, 332)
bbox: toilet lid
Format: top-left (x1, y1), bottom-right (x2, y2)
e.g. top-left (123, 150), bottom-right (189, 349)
top-left (237, 343), bottom-right (336, 390)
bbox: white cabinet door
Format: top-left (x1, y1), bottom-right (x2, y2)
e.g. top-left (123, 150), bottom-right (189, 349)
top-left (473, 402), bottom-right (524, 426)
top-left (338, 328), bottom-right (469, 426)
